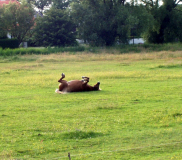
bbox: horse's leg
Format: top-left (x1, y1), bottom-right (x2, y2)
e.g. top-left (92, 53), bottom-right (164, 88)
top-left (58, 73), bottom-right (68, 91)
top-left (59, 73), bottom-right (65, 81)
top-left (55, 89), bottom-right (64, 94)
top-left (82, 76), bottom-right (90, 84)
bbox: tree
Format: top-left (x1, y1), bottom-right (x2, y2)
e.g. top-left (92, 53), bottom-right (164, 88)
top-left (25, 0), bottom-right (78, 14)
top-left (70, 0), bottom-right (152, 46)
top-left (70, 1), bottom-right (124, 46)
top-left (0, 7), bottom-right (6, 39)
top-left (32, 8), bottom-right (77, 47)
top-left (141, 0), bottom-right (182, 43)
top-left (52, 0), bottom-right (79, 9)
top-left (0, 1), bottom-right (35, 45)
top-left (25, 0), bottom-right (52, 14)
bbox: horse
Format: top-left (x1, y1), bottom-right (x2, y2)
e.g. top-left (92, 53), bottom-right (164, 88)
top-left (55, 73), bottom-right (101, 94)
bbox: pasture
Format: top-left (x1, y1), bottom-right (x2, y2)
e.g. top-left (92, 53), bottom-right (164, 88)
top-left (0, 50), bottom-right (182, 159)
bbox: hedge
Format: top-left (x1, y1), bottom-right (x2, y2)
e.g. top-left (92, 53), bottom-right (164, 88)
top-left (0, 39), bottom-right (19, 49)
top-left (0, 46), bottom-right (86, 56)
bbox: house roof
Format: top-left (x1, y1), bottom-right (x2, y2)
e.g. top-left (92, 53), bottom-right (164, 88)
top-left (0, 0), bottom-right (19, 6)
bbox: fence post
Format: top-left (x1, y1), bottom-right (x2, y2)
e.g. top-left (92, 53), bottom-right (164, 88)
top-left (68, 152), bottom-right (71, 160)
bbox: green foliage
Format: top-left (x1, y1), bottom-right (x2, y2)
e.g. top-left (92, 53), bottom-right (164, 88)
top-left (33, 8), bottom-right (77, 47)
top-left (52, 0), bottom-right (78, 9)
top-left (0, 46), bottom-right (85, 56)
top-left (70, 1), bottom-right (118, 46)
top-left (1, 43), bottom-right (182, 56)
top-left (129, 5), bottom-right (154, 38)
top-left (2, 43), bottom-right (182, 56)
top-left (26, 0), bottom-right (52, 14)
top-left (0, 39), bottom-right (19, 49)
top-left (0, 1), bottom-right (35, 45)
top-left (142, 0), bottom-right (182, 43)
top-left (0, 34), bottom-right (7, 39)
top-left (0, 5), bottom-right (5, 37)
top-left (70, 1), bottom-right (152, 46)
top-left (119, 43), bottom-right (182, 53)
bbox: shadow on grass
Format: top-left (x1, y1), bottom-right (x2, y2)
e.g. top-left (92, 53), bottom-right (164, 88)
top-left (150, 64), bottom-right (182, 69)
top-left (158, 64), bottom-right (182, 69)
top-left (172, 113), bottom-right (182, 118)
top-left (62, 131), bottom-right (104, 139)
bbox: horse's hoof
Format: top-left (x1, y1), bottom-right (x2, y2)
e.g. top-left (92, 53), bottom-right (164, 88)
top-left (62, 73), bottom-right (65, 78)
top-left (55, 89), bottom-right (59, 93)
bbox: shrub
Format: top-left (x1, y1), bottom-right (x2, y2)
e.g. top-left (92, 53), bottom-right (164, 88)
top-left (0, 39), bottom-right (19, 49)
top-left (0, 46), bottom-right (86, 56)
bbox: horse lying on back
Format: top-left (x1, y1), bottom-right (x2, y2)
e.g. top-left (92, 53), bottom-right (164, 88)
top-left (55, 73), bottom-right (101, 94)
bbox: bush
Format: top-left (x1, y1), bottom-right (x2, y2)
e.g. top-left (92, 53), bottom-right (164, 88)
top-left (117, 43), bottom-right (182, 53)
top-left (0, 46), bottom-right (86, 56)
top-left (0, 39), bottom-right (19, 49)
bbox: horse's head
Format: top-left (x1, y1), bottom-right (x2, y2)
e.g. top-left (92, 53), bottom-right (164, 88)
top-left (93, 82), bottom-right (101, 91)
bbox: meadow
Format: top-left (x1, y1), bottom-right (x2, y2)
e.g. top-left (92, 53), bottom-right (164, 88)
top-left (0, 49), bottom-right (182, 159)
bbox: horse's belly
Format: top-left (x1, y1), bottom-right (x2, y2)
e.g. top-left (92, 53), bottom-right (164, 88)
top-left (67, 80), bottom-right (83, 92)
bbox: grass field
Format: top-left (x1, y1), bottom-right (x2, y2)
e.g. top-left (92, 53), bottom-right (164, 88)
top-left (0, 50), bottom-right (182, 159)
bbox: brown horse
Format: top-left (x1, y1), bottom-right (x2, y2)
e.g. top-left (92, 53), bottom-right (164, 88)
top-left (55, 73), bottom-right (101, 94)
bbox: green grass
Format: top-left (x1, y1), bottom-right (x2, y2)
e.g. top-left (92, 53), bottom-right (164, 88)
top-left (0, 51), bottom-right (182, 159)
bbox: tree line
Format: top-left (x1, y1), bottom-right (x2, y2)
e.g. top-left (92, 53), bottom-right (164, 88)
top-left (0, 0), bottom-right (182, 47)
